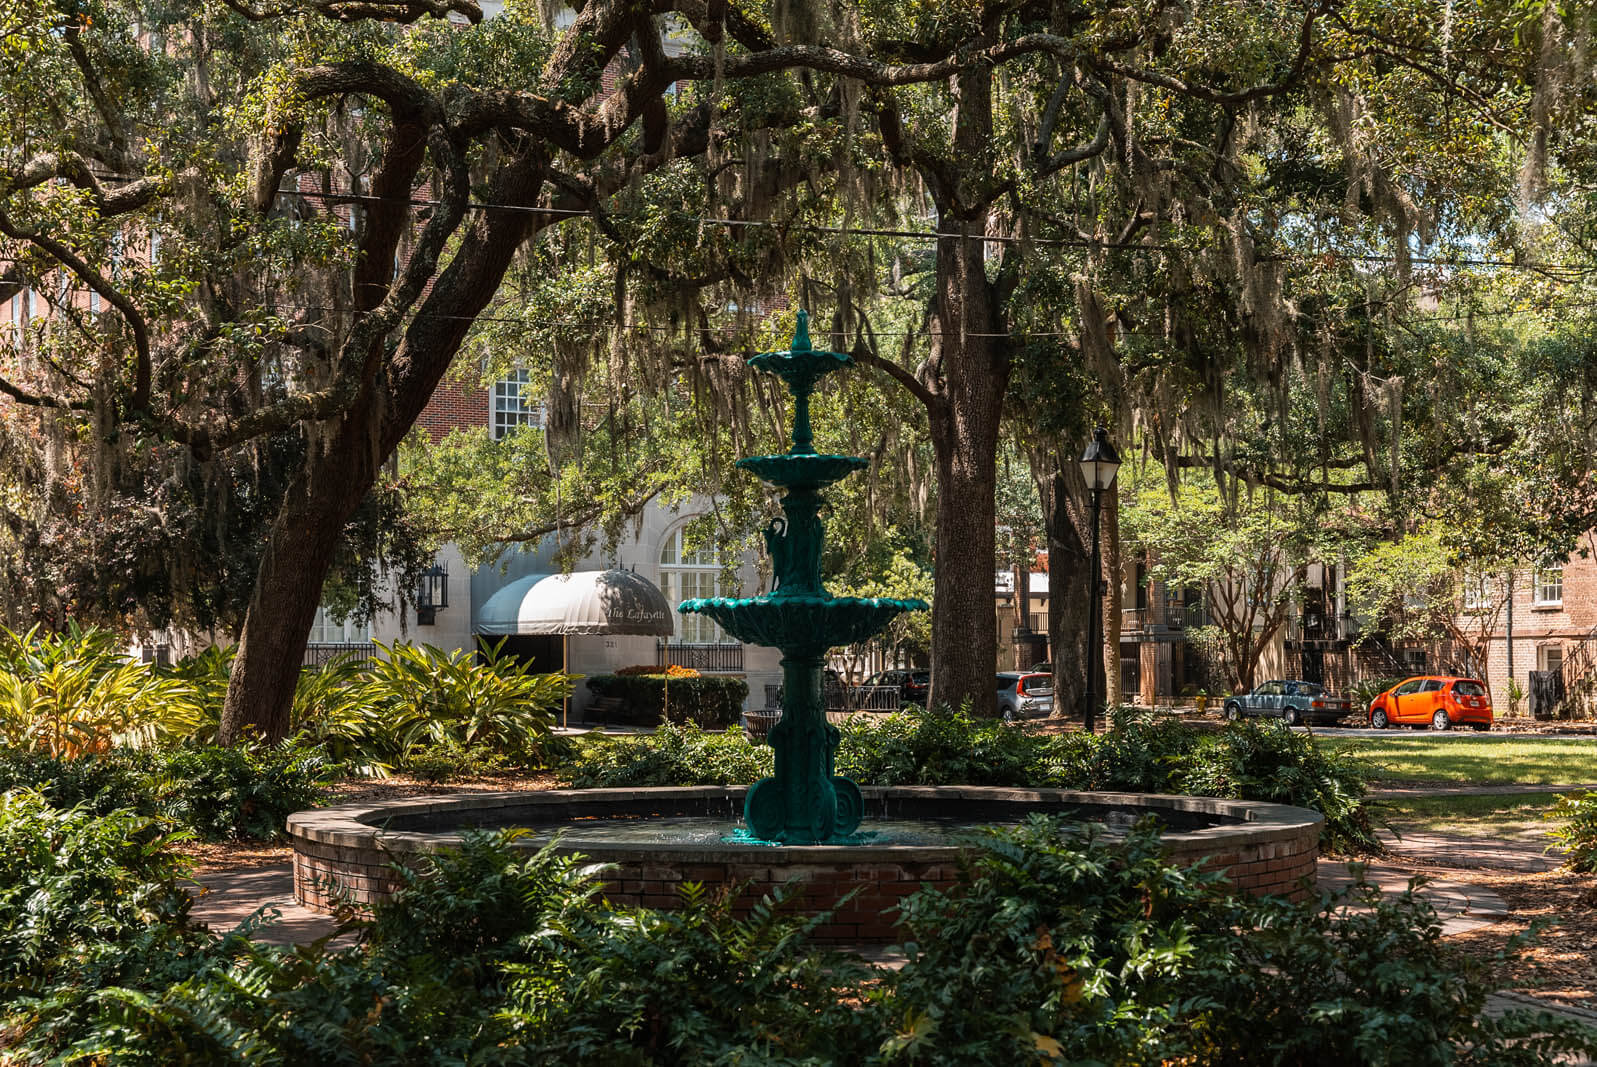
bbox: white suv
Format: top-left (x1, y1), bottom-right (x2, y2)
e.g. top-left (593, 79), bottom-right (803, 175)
top-left (996, 672), bottom-right (1053, 722)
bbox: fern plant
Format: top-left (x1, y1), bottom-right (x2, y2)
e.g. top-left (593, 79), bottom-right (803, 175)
top-left (1546, 790), bottom-right (1597, 872)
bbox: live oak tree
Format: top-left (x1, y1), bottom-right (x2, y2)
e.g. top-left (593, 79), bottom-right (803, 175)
top-left (4, 0), bottom-right (1067, 741)
top-left (3, 0), bottom-right (1593, 739)
top-left (0, 0), bottom-right (900, 740)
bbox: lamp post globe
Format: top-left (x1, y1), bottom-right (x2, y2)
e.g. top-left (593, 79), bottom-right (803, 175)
top-left (1078, 426), bottom-right (1121, 492)
top-left (1077, 427), bottom-right (1120, 733)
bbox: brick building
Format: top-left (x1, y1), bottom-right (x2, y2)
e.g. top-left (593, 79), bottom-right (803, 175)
top-left (1451, 549), bottom-right (1597, 715)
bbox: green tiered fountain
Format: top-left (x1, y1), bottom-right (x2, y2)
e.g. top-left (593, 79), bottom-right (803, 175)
top-left (680, 312), bottom-right (927, 844)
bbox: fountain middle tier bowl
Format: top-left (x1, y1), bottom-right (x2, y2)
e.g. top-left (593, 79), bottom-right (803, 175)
top-left (287, 786), bottom-right (1325, 944)
top-left (679, 594), bottom-right (928, 654)
top-left (736, 453), bottom-right (868, 489)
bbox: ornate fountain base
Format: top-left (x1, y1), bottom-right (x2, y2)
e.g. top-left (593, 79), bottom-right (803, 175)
top-left (743, 654), bottom-right (862, 843)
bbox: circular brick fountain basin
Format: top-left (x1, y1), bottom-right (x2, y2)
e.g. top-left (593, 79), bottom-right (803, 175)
top-left (287, 786), bottom-right (1323, 943)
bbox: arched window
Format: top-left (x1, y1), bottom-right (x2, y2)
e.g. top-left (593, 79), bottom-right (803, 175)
top-left (659, 524), bottom-right (728, 644)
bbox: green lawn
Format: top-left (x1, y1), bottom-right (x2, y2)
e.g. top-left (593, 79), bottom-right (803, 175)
top-left (1379, 792), bottom-right (1565, 840)
top-left (1319, 735), bottom-right (1597, 786)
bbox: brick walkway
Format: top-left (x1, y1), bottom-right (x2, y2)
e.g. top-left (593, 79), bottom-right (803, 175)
top-left (189, 862), bottom-right (340, 946)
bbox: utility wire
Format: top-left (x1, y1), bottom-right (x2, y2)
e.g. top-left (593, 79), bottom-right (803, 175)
top-left (275, 188), bottom-right (1597, 273)
top-left (56, 167), bottom-right (1597, 273)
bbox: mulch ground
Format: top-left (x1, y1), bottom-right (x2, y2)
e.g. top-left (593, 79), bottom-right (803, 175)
top-left (1385, 859), bottom-right (1597, 1011)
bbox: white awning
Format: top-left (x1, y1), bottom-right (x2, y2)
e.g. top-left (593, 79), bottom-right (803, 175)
top-left (477, 568), bottom-right (675, 637)
top-left (474, 574), bottom-right (547, 636)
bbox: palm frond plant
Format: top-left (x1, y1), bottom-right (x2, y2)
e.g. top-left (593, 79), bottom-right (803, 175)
top-left (0, 627), bottom-right (206, 757)
top-left (356, 641), bottom-right (571, 768)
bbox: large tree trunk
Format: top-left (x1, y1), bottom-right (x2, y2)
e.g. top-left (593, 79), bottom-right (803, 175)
top-left (1102, 482), bottom-right (1123, 708)
top-left (219, 153), bottom-right (548, 744)
top-left (218, 414), bottom-right (379, 742)
top-left (922, 45), bottom-right (1013, 718)
top-left (1045, 459), bottom-right (1093, 719)
top-left (927, 355), bottom-right (1006, 714)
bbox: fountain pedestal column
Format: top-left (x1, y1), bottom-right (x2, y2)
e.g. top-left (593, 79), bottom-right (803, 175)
top-left (745, 654), bottom-right (862, 842)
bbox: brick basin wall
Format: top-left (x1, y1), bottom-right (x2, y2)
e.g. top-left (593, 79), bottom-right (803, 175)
top-left (288, 787), bottom-right (1323, 943)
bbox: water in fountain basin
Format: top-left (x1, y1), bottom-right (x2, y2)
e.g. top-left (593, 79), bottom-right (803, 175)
top-left (511, 811), bottom-right (1150, 847)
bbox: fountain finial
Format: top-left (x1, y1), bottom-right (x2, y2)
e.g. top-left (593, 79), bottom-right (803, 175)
top-left (791, 309), bottom-right (813, 351)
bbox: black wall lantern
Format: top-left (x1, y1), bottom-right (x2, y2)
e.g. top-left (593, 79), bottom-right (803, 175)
top-left (417, 563), bottom-right (448, 625)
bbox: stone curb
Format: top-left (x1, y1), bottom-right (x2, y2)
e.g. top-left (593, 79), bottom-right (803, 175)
top-left (285, 786), bottom-right (1324, 863)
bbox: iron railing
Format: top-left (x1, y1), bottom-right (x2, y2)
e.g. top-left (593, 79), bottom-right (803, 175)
top-left (658, 643), bottom-right (745, 673)
top-left (847, 685), bottom-right (904, 712)
top-left (303, 642), bottom-right (379, 670)
top-left (1120, 603), bottom-right (1203, 633)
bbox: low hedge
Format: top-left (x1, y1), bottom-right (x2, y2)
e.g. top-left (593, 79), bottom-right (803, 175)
top-left (585, 674), bottom-right (748, 728)
top-left (0, 744), bottom-right (332, 841)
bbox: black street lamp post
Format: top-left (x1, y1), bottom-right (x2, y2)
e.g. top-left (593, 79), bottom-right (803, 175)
top-left (1078, 427), bottom-right (1121, 733)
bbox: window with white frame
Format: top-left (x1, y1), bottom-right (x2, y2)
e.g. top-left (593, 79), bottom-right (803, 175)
top-left (491, 369), bottom-right (544, 439)
top-left (1534, 566), bottom-right (1564, 607)
top-left (307, 606), bottom-right (370, 645)
top-left (1463, 575), bottom-right (1493, 612)
top-left (659, 525), bottom-right (729, 644)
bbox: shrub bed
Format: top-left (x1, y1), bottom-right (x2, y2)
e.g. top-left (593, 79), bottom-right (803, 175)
top-left (3, 812), bottom-right (1593, 1064)
top-left (0, 744), bottom-right (331, 841)
top-left (1547, 789), bottom-right (1597, 872)
top-left (585, 674), bottom-right (748, 728)
top-left (562, 724), bottom-right (771, 787)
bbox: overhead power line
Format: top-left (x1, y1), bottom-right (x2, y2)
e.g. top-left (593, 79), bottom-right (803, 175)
top-left (274, 188), bottom-right (1597, 275)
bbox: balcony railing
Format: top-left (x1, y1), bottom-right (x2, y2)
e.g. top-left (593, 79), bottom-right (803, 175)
top-left (658, 642), bottom-right (745, 673)
top-left (303, 642), bottom-right (379, 670)
top-left (1287, 613), bottom-right (1359, 644)
top-left (1120, 603), bottom-right (1204, 634)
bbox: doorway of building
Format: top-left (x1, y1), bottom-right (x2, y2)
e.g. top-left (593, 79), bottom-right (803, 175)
top-left (480, 634), bottom-right (563, 672)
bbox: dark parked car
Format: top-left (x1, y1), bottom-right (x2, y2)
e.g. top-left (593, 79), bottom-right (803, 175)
top-left (861, 669), bottom-right (930, 707)
top-left (996, 671), bottom-right (1053, 722)
top-left (1223, 679), bottom-right (1352, 726)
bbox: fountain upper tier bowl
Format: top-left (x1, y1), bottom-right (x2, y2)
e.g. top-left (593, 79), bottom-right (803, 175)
top-left (736, 453), bottom-right (868, 489)
top-left (678, 594), bottom-right (928, 656)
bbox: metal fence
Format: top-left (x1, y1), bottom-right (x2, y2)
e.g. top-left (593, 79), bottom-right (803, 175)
top-left (302, 642), bottom-right (380, 670)
top-left (822, 685), bottom-right (903, 713)
top-left (658, 643), bottom-right (745, 672)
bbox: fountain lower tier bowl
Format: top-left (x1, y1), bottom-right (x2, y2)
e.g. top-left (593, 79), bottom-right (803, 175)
top-left (288, 786), bottom-right (1324, 944)
top-left (678, 595), bottom-right (929, 655)
top-left (736, 453), bottom-right (868, 488)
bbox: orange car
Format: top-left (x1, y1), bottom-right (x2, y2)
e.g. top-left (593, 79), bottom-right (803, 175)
top-left (1367, 676), bottom-right (1492, 731)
